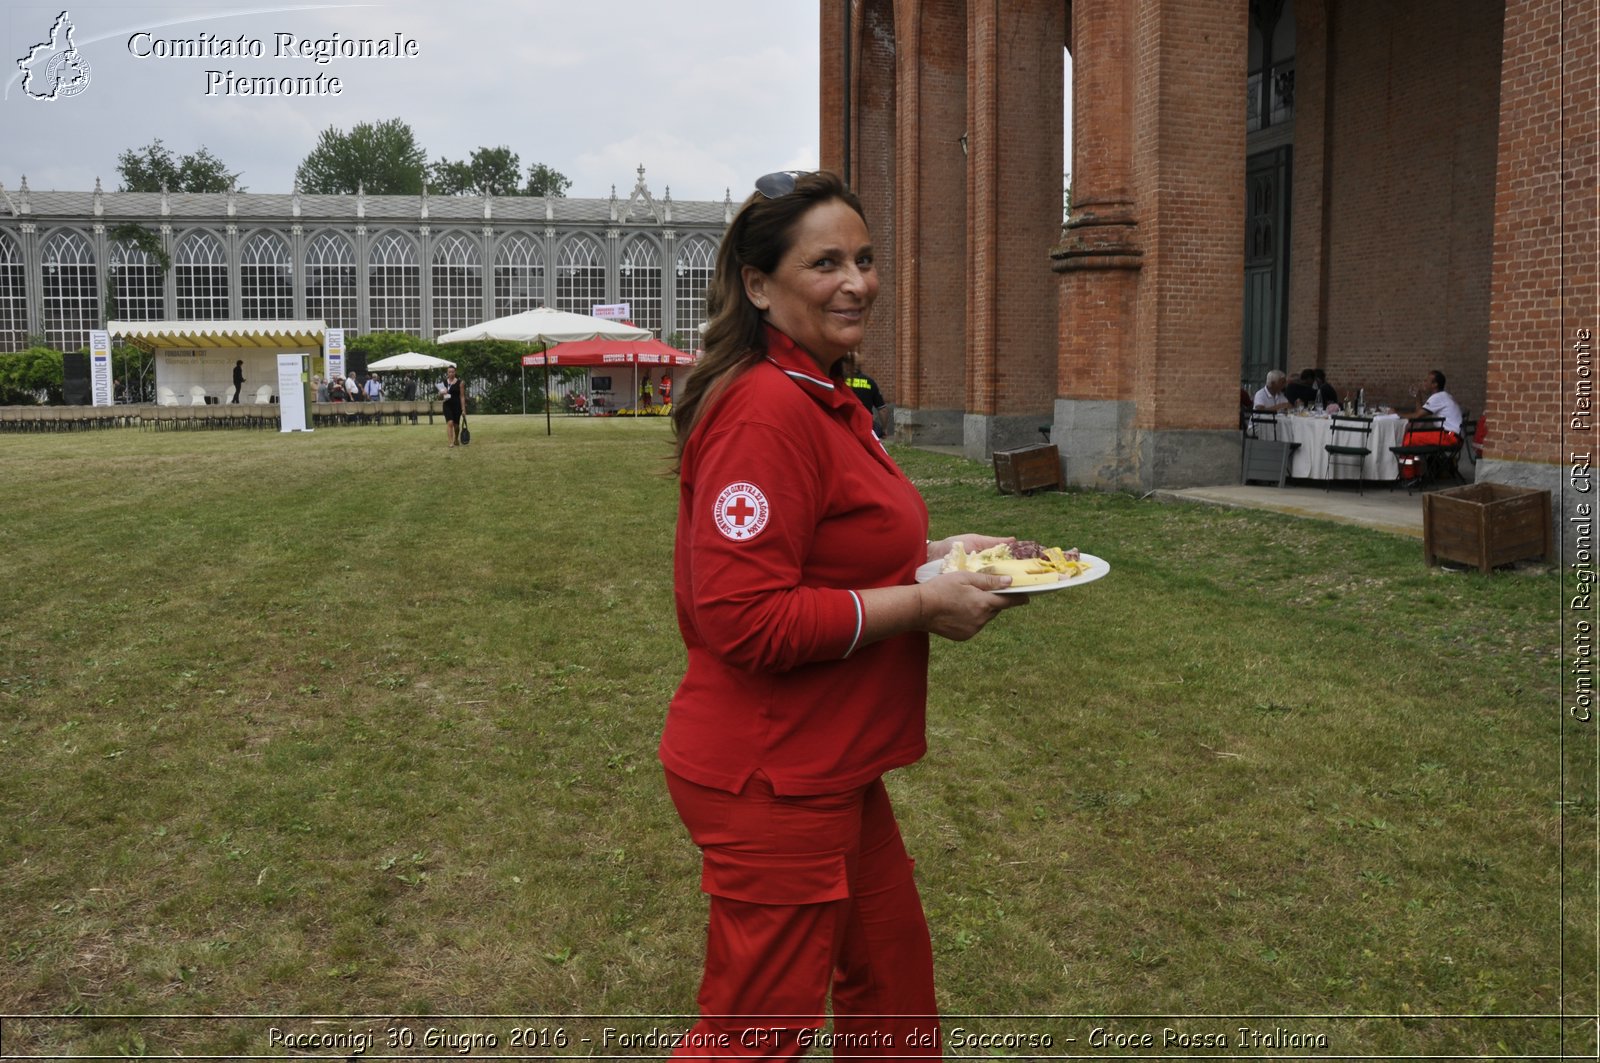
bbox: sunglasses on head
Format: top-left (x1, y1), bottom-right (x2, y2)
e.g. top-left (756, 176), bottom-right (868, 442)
top-left (754, 170), bottom-right (808, 199)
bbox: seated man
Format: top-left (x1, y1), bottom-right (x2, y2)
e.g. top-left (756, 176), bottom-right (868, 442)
top-left (1400, 369), bottom-right (1463, 444)
top-left (1313, 368), bottom-right (1340, 409)
top-left (1252, 370), bottom-right (1292, 413)
top-left (1284, 368), bottom-right (1319, 407)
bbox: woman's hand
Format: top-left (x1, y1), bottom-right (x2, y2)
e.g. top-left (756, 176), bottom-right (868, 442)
top-left (926, 533), bottom-right (1015, 562)
top-left (915, 571), bottom-right (1029, 641)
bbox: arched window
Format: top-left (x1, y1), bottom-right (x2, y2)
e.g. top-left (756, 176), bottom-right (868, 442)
top-left (431, 232), bottom-right (483, 338)
top-left (554, 234), bottom-right (605, 317)
top-left (40, 230), bottom-right (99, 349)
top-left (304, 231), bottom-right (356, 331)
top-left (368, 231), bottom-right (420, 334)
top-left (674, 236), bottom-right (716, 353)
top-left (0, 232), bottom-right (28, 351)
top-left (619, 234), bottom-right (662, 335)
top-left (174, 230), bottom-right (228, 319)
top-left (494, 233), bottom-right (544, 317)
top-left (109, 239), bottom-right (165, 323)
top-left (240, 231), bottom-right (292, 319)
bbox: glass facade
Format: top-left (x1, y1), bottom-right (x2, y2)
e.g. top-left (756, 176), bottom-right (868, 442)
top-left (0, 232), bottom-right (28, 350)
top-left (40, 230), bottom-right (98, 350)
top-left (175, 231), bottom-right (229, 320)
top-left (304, 231), bottom-right (358, 331)
top-left (674, 235), bottom-right (716, 353)
top-left (619, 235), bottom-right (662, 335)
top-left (239, 231), bottom-right (293, 319)
top-left (494, 233), bottom-right (544, 318)
top-left (554, 234), bottom-right (605, 317)
top-left (431, 232), bottom-right (483, 339)
top-left (368, 230), bottom-right (421, 335)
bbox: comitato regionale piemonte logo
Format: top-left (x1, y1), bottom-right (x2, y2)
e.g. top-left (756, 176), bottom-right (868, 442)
top-left (17, 10), bottom-right (92, 101)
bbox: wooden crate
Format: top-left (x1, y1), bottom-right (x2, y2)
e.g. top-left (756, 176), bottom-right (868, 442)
top-left (1423, 483), bottom-right (1551, 572)
top-left (993, 443), bottom-right (1061, 495)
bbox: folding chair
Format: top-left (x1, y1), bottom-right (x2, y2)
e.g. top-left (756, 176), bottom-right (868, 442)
top-left (1325, 415), bottom-right (1374, 494)
top-left (1241, 413), bottom-right (1299, 487)
top-left (1389, 415), bottom-right (1448, 493)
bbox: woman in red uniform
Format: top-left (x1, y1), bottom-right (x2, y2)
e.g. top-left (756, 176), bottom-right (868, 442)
top-left (662, 170), bottom-right (1026, 1060)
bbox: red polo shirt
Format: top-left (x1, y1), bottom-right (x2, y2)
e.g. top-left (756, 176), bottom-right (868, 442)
top-left (661, 328), bottom-right (931, 797)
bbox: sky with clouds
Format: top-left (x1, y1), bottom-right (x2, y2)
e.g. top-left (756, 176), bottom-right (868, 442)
top-left (1, 0), bottom-right (828, 202)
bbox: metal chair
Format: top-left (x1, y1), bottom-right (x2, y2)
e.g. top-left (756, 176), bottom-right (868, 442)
top-left (1324, 415), bottom-right (1374, 493)
top-left (1241, 412), bottom-right (1299, 487)
top-left (1389, 415), bottom-right (1448, 493)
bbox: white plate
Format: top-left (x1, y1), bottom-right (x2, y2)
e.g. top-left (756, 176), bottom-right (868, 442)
top-left (915, 552), bottom-right (1111, 596)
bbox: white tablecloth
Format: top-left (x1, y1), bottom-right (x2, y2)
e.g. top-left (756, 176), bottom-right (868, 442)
top-left (1270, 414), bottom-right (1408, 481)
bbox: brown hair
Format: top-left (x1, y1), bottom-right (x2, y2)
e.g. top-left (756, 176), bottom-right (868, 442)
top-left (670, 171), bottom-right (868, 470)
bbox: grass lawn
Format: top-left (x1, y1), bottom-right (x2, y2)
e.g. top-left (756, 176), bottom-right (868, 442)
top-left (0, 414), bottom-right (1588, 1058)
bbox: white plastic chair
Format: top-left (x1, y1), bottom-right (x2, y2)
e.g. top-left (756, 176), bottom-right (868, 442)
top-left (255, 385), bottom-right (274, 404)
top-left (157, 386), bottom-right (179, 407)
top-left (189, 385), bottom-right (208, 406)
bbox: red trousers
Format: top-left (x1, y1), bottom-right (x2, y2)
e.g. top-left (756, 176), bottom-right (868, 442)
top-left (1403, 429), bottom-right (1460, 447)
top-left (665, 768), bottom-right (941, 1061)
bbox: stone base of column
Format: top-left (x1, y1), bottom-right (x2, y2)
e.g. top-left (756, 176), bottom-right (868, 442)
top-left (962, 411), bottom-right (1055, 461)
top-left (891, 406), bottom-right (964, 446)
top-left (1054, 398), bottom-right (1241, 491)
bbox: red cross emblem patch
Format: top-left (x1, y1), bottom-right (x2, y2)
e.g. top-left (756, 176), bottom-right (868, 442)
top-left (712, 481), bottom-right (770, 542)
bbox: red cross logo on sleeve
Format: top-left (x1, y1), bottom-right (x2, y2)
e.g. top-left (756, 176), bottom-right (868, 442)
top-left (712, 481), bottom-right (771, 542)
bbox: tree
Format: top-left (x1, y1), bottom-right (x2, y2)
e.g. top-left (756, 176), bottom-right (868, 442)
top-left (295, 118), bottom-right (427, 195)
top-left (115, 139), bottom-right (241, 192)
top-left (524, 163), bottom-right (572, 198)
top-left (431, 146), bottom-right (524, 196)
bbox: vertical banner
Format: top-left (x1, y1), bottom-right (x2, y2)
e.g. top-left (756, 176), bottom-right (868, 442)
top-left (324, 328), bottom-right (345, 382)
top-left (278, 354), bottom-right (311, 432)
top-left (89, 330), bottom-right (113, 406)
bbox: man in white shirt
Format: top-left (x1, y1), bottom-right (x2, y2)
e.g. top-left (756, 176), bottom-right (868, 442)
top-left (1404, 369), bottom-right (1463, 441)
top-left (1253, 369), bottom-right (1292, 412)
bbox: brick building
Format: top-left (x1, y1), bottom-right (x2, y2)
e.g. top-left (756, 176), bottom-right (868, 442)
top-left (820, 0), bottom-right (1593, 517)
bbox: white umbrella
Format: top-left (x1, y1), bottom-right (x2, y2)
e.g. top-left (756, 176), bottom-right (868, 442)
top-left (438, 307), bottom-right (652, 433)
top-left (436, 306), bottom-right (651, 346)
top-left (366, 351), bottom-right (456, 371)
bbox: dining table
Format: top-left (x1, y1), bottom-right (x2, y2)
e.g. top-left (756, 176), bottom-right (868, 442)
top-left (1270, 411), bottom-right (1410, 482)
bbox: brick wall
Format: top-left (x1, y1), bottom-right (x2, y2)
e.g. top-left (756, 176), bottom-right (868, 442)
top-left (1487, 0), bottom-right (1595, 465)
top-left (1318, 0), bottom-right (1502, 422)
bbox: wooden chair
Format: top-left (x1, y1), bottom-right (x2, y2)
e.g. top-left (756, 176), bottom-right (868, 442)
top-left (1324, 415), bottom-right (1374, 494)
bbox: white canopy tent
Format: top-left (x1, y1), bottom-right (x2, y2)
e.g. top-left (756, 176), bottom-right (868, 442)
top-left (109, 320), bottom-right (328, 405)
top-left (438, 307), bottom-right (652, 434)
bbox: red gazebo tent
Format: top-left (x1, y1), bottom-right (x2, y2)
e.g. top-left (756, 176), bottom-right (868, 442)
top-left (521, 339), bottom-right (696, 415)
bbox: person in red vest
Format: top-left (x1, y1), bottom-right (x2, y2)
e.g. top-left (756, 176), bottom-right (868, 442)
top-left (662, 170), bottom-right (1025, 1059)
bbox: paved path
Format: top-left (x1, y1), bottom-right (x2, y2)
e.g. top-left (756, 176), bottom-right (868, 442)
top-left (1154, 483), bottom-right (1424, 538)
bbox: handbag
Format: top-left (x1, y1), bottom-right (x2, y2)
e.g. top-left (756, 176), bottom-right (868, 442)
top-left (459, 416), bottom-right (471, 446)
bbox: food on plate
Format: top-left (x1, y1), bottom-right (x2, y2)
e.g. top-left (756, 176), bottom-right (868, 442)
top-left (940, 541), bottom-right (1091, 585)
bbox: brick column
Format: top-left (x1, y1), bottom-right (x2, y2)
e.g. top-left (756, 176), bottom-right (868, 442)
top-left (853, 0), bottom-right (897, 405)
top-left (962, 0), bottom-right (1063, 458)
top-left (890, 0), bottom-right (966, 443)
top-left (1481, 0), bottom-right (1596, 562)
top-left (1055, 0), bottom-right (1245, 490)
top-left (1052, 0), bottom-right (1143, 486)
